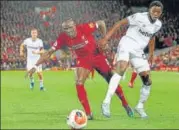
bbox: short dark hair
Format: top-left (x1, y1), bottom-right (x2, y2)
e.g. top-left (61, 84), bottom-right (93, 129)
top-left (149, 1), bottom-right (163, 11)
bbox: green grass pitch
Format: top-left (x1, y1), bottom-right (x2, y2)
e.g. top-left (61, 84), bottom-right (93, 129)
top-left (1, 70), bottom-right (179, 129)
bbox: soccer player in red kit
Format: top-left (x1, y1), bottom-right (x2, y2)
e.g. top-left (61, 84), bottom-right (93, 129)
top-left (26, 18), bottom-right (134, 119)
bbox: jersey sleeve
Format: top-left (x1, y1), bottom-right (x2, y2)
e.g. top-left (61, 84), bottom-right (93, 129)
top-left (127, 13), bottom-right (139, 26)
top-left (51, 34), bottom-right (66, 51)
top-left (39, 39), bottom-right (44, 48)
top-left (81, 22), bottom-right (97, 34)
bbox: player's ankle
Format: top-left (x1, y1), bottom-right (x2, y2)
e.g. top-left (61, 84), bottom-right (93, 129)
top-left (136, 102), bottom-right (144, 108)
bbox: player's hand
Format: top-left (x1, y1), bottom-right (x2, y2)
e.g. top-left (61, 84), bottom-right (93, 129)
top-left (25, 67), bottom-right (36, 79)
top-left (98, 38), bottom-right (108, 51)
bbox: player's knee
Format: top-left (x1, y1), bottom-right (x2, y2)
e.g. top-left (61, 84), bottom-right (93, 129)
top-left (118, 71), bottom-right (126, 76)
top-left (115, 61), bottom-right (128, 76)
top-left (37, 72), bottom-right (43, 78)
top-left (115, 69), bottom-right (125, 76)
top-left (140, 74), bottom-right (152, 86)
top-left (76, 79), bottom-right (84, 85)
top-left (115, 66), bottom-right (126, 76)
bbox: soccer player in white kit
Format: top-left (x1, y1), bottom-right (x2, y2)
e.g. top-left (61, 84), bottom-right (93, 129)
top-left (20, 28), bottom-right (45, 91)
top-left (99, 1), bottom-right (163, 118)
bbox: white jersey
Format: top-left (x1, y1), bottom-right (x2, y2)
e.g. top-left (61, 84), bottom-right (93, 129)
top-left (23, 38), bottom-right (43, 61)
top-left (23, 38), bottom-right (43, 71)
top-left (126, 12), bottom-right (162, 50)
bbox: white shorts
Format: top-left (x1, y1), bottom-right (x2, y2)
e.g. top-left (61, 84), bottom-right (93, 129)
top-left (27, 59), bottom-right (42, 72)
top-left (116, 36), bottom-right (150, 74)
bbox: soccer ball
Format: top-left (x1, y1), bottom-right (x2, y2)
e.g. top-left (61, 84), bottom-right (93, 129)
top-left (67, 109), bottom-right (87, 129)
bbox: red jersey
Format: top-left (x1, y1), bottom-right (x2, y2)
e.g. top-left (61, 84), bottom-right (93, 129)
top-left (52, 23), bottom-right (98, 57)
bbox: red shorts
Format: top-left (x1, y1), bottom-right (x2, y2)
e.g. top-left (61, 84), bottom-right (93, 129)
top-left (76, 54), bottom-right (111, 73)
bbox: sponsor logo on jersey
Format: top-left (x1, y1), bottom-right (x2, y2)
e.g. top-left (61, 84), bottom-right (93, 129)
top-left (71, 42), bottom-right (88, 50)
top-left (139, 29), bottom-right (153, 37)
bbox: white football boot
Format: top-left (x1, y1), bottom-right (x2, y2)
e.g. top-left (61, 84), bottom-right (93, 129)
top-left (135, 107), bottom-right (148, 119)
top-left (101, 103), bottom-right (111, 118)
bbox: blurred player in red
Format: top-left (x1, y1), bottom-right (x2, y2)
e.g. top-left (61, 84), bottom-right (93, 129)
top-left (26, 18), bottom-right (134, 119)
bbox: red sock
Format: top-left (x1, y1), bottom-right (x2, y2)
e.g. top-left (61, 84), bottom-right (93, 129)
top-left (130, 71), bottom-right (137, 84)
top-left (76, 84), bottom-right (91, 115)
top-left (115, 85), bottom-right (128, 106)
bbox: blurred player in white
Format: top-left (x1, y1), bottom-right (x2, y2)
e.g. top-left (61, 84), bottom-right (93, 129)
top-left (99, 1), bottom-right (163, 118)
top-left (20, 28), bottom-right (45, 91)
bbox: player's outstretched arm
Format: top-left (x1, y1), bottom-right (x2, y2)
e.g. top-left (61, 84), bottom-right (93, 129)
top-left (35, 48), bottom-right (55, 66)
top-left (98, 18), bottom-right (128, 50)
top-left (25, 48), bottom-right (56, 78)
top-left (38, 49), bottom-right (45, 55)
top-left (32, 49), bottom-right (45, 55)
top-left (104, 18), bottom-right (128, 41)
top-left (96, 20), bottom-right (107, 37)
top-left (148, 36), bottom-right (156, 65)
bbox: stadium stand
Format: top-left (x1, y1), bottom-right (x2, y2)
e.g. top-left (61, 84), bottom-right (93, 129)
top-left (1, 0), bottom-right (179, 71)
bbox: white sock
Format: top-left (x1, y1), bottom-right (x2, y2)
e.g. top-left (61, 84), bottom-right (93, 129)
top-left (39, 80), bottom-right (44, 88)
top-left (136, 85), bottom-right (151, 108)
top-left (30, 77), bottom-right (34, 83)
top-left (103, 73), bottom-right (122, 104)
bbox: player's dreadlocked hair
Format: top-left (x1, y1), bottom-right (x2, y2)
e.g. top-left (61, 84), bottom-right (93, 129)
top-left (149, 1), bottom-right (163, 11)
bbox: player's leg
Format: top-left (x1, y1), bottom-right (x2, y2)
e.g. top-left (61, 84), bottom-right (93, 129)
top-left (90, 69), bottom-right (95, 79)
top-left (27, 60), bottom-right (35, 90)
top-left (135, 71), bottom-right (151, 118)
top-left (37, 65), bottom-right (45, 91)
top-left (102, 60), bottom-right (129, 117)
top-left (75, 57), bottom-right (94, 119)
top-left (29, 73), bottom-right (35, 90)
top-left (94, 54), bottom-right (134, 117)
top-left (95, 67), bottom-right (134, 117)
top-left (86, 69), bottom-right (94, 80)
top-left (130, 55), bottom-right (151, 118)
top-left (121, 71), bottom-right (127, 80)
top-left (128, 68), bottom-right (138, 88)
top-left (93, 53), bottom-right (130, 117)
top-left (75, 67), bottom-right (92, 119)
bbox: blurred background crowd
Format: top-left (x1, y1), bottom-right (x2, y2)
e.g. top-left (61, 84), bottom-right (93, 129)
top-left (1, 0), bottom-right (179, 71)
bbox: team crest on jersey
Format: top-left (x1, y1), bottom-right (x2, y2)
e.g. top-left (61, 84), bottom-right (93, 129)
top-left (89, 23), bottom-right (94, 28)
top-left (82, 36), bottom-right (85, 40)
